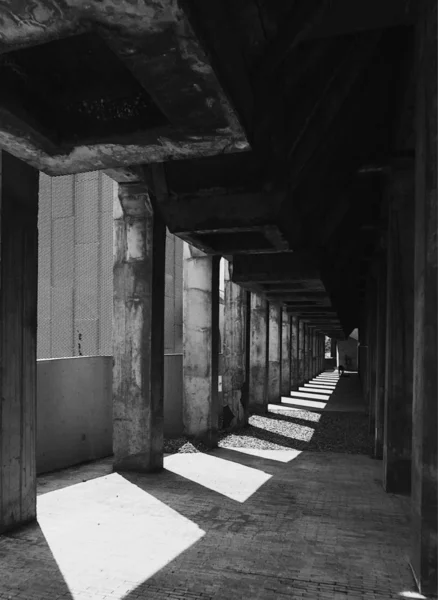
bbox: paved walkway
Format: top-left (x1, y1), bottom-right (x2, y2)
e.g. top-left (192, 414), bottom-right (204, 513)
top-left (0, 372), bottom-right (419, 600)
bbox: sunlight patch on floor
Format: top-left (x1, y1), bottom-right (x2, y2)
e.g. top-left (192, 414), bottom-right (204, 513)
top-left (268, 405), bottom-right (322, 422)
top-left (290, 390), bottom-right (331, 401)
top-left (38, 473), bottom-right (204, 599)
top-left (165, 453), bottom-right (271, 503)
top-left (299, 386), bottom-right (334, 395)
top-left (281, 397), bottom-right (327, 410)
top-left (223, 447), bottom-right (303, 462)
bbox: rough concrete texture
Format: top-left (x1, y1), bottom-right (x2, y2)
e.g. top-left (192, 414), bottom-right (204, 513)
top-left (268, 303), bottom-right (281, 404)
top-left (298, 319), bottom-right (305, 387)
top-left (183, 244), bottom-right (219, 445)
top-left (249, 293), bottom-right (268, 413)
top-left (0, 152), bottom-right (39, 534)
top-left (280, 307), bottom-right (291, 396)
top-left (0, 424), bottom-right (415, 599)
top-left (113, 185), bottom-right (165, 473)
top-left (223, 262), bottom-right (248, 429)
top-left (0, 1), bottom-right (247, 175)
top-left (411, 1), bottom-right (438, 594)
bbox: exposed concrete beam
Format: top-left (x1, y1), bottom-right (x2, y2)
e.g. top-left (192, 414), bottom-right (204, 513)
top-left (0, 0), bottom-right (248, 175)
top-left (232, 252), bottom-right (320, 285)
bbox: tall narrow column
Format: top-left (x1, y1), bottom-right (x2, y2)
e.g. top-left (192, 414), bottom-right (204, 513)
top-left (0, 153), bottom-right (38, 533)
top-left (304, 324), bottom-right (310, 381)
top-left (298, 319), bottom-right (305, 385)
top-left (183, 245), bottom-right (219, 446)
top-left (411, 3), bottom-right (438, 593)
top-left (291, 316), bottom-right (299, 389)
top-left (374, 255), bottom-right (387, 459)
top-left (249, 293), bottom-right (269, 413)
top-left (113, 184), bottom-right (166, 473)
top-left (383, 165), bottom-right (414, 493)
top-left (268, 303), bottom-right (281, 403)
top-left (280, 308), bottom-right (291, 397)
top-left (223, 261), bottom-right (248, 429)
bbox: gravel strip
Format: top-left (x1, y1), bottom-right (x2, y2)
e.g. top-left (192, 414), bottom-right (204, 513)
top-left (165, 409), bottom-right (372, 456)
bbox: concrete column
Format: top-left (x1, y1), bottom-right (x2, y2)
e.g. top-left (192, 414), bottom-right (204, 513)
top-left (249, 293), bottom-right (269, 413)
top-left (268, 302), bottom-right (281, 404)
top-left (368, 276), bottom-right (378, 435)
top-left (410, 4), bottom-right (437, 592)
top-left (223, 261), bottom-right (248, 429)
top-left (0, 153), bottom-right (38, 534)
top-left (291, 316), bottom-right (299, 389)
top-left (383, 166), bottom-right (414, 494)
top-left (298, 319), bottom-right (305, 385)
top-left (280, 308), bottom-right (291, 397)
top-left (374, 256), bottom-right (387, 459)
top-left (304, 324), bottom-right (311, 381)
top-left (113, 184), bottom-right (165, 473)
top-left (183, 245), bottom-right (220, 446)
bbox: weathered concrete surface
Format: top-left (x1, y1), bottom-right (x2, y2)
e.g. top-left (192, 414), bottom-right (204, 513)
top-left (0, 1), bottom-right (248, 175)
top-left (183, 245), bottom-right (220, 445)
top-left (383, 166), bottom-right (414, 495)
top-left (411, 2), bottom-right (438, 594)
top-left (290, 316), bottom-right (299, 390)
top-left (223, 262), bottom-right (248, 429)
top-left (249, 293), bottom-right (269, 414)
top-left (337, 336), bottom-right (359, 370)
top-left (298, 319), bottom-right (305, 386)
top-left (113, 184), bottom-right (165, 473)
top-left (268, 303), bottom-right (281, 404)
top-left (37, 357), bottom-right (112, 475)
top-left (280, 308), bottom-right (291, 396)
top-left (374, 257), bottom-right (387, 459)
top-left (304, 324), bottom-right (311, 382)
top-left (0, 152), bottom-right (38, 533)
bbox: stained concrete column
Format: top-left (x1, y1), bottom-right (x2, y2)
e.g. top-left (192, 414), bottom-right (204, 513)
top-left (374, 255), bottom-right (387, 459)
top-left (268, 302), bottom-right (281, 404)
top-left (0, 153), bottom-right (38, 534)
top-left (183, 245), bottom-right (220, 446)
top-left (280, 307), bottom-right (291, 397)
top-left (304, 324), bottom-right (311, 381)
top-left (113, 184), bottom-right (166, 473)
top-left (383, 165), bottom-right (414, 493)
top-left (291, 316), bottom-right (299, 390)
top-left (249, 293), bottom-right (269, 414)
top-left (298, 319), bottom-right (305, 385)
top-left (223, 261), bottom-right (248, 429)
top-left (410, 3), bottom-right (438, 592)
top-left (367, 275), bottom-right (378, 435)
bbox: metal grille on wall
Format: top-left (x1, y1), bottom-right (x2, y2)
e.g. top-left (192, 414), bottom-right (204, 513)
top-left (37, 171), bottom-right (116, 359)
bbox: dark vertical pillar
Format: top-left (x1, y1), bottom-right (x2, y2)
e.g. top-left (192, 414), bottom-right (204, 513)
top-left (280, 307), bottom-right (291, 397)
top-left (291, 316), bottom-right (299, 389)
top-left (383, 165), bottom-right (414, 493)
top-left (368, 275), bottom-right (378, 435)
top-left (374, 255), bottom-right (387, 459)
top-left (113, 183), bottom-right (166, 472)
top-left (223, 261), bottom-right (247, 428)
top-left (183, 245), bottom-right (219, 446)
top-left (249, 293), bottom-right (269, 414)
top-left (298, 319), bottom-right (305, 385)
top-left (0, 153), bottom-right (38, 533)
top-left (268, 302), bottom-right (281, 403)
top-left (411, 2), bottom-right (438, 593)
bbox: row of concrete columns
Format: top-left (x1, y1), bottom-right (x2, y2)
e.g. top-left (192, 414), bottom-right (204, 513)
top-left (0, 159), bottom-right (325, 534)
top-left (358, 3), bottom-right (437, 591)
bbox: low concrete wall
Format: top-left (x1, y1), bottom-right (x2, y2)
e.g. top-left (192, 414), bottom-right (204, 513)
top-left (37, 353), bottom-right (185, 474)
top-left (164, 353), bottom-right (183, 438)
top-left (37, 356), bottom-right (113, 475)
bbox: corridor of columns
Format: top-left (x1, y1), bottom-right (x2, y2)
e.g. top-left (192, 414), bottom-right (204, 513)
top-left (0, 1), bottom-right (437, 599)
top-left (0, 372), bottom-right (416, 600)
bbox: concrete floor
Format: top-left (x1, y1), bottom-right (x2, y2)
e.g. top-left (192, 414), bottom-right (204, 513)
top-left (0, 374), bottom-right (419, 600)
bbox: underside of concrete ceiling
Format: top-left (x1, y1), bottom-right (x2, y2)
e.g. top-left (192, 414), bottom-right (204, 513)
top-left (0, 0), bottom-right (416, 338)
